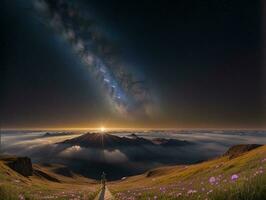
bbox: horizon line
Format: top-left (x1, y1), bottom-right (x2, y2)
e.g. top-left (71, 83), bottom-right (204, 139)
top-left (1, 127), bottom-right (266, 131)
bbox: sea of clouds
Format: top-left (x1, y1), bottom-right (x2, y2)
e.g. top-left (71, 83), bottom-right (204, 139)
top-left (1, 130), bottom-right (266, 180)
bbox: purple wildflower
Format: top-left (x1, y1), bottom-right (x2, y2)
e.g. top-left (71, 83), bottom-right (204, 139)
top-left (209, 176), bottom-right (216, 184)
top-left (231, 174), bottom-right (239, 181)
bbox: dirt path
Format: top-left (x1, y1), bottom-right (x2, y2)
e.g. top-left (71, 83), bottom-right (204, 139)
top-left (94, 186), bottom-right (114, 200)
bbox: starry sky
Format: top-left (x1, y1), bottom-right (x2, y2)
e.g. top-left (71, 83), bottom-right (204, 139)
top-left (0, 0), bottom-right (264, 129)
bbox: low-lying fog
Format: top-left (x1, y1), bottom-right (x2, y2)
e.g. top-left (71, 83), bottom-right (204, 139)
top-left (1, 130), bottom-right (266, 180)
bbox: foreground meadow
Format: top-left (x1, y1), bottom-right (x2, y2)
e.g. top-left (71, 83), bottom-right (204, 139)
top-left (0, 157), bottom-right (99, 200)
top-left (0, 145), bottom-right (265, 200)
top-left (111, 145), bottom-right (266, 200)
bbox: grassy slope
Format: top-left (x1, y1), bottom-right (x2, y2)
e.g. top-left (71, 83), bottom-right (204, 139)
top-left (110, 145), bottom-right (266, 200)
top-left (0, 157), bottom-right (99, 200)
top-left (0, 145), bottom-right (265, 200)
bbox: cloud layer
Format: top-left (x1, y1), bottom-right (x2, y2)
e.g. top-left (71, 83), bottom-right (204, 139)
top-left (2, 130), bottom-right (266, 180)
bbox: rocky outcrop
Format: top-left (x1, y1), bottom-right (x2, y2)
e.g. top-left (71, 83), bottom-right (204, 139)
top-left (6, 157), bottom-right (33, 177)
top-left (224, 144), bottom-right (262, 159)
top-left (34, 169), bottom-right (60, 182)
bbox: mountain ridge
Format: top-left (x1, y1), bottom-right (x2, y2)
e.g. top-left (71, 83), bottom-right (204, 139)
top-left (60, 132), bottom-right (192, 149)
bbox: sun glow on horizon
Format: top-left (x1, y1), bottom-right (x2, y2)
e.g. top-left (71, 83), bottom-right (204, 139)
top-left (100, 126), bottom-right (106, 132)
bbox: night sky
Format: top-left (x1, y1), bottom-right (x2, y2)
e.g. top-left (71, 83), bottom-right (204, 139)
top-left (0, 0), bottom-right (264, 129)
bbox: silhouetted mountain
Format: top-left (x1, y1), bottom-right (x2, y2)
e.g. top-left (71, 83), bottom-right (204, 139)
top-left (128, 133), bottom-right (139, 139)
top-left (42, 132), bottom-right (73, 137)
top-left (60, 133), bottom-right (192, 149)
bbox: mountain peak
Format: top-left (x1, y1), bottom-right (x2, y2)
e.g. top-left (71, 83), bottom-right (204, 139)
top-left (60, 132), bottom-right (191, 149)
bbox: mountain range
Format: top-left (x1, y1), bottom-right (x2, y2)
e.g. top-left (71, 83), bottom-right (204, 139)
top-left (60, 132), bottom-right (192, 149)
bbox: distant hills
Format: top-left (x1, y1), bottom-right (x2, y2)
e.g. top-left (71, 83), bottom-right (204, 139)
top-left (42, 132), bottom-right (74, 137)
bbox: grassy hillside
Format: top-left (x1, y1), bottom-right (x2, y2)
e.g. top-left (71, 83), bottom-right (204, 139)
top-left (0, 145), bottom-right (265, 200)
top-left (110, 145), bottom-right (266, 200)
top-left (0, 156), bottom-right (99, 200)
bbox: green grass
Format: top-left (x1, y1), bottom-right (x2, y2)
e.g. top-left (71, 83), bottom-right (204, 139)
top-left (122, 173), bottom-right (266, 200)
top-left (0, 184), bottom-right (19, 200)
top-left (0, 184), bottom-right (35, 200)
top-left (0, 183), bottom-right (100, 200)
top-left (87, 187), bottom-right (101, 200)
top-left (210, 173), bottom-right (266, 200)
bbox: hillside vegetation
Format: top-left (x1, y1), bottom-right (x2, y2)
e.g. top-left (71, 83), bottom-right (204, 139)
top-left (0, 145), bottom-right (265, 200)
top-left (0, 155), bottom-right (99, 200)
top-left (110, 145), bottom-right (266, 200)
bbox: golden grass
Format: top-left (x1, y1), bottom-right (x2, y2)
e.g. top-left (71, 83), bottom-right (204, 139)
top-left (110, 145), bottom-right (266, 194)
top-left (0, 157), bottom-right (99, 199)
top-left (0, 145), bottom-right (265, 199)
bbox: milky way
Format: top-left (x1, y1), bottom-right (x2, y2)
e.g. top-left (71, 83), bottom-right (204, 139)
top-left (33, 0), bottom-right (154, 118)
